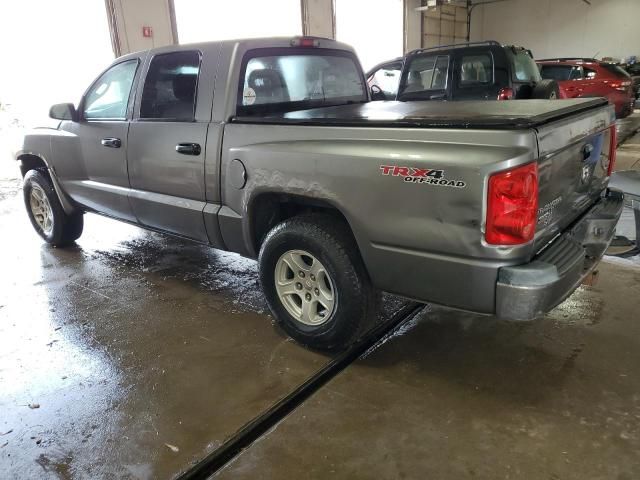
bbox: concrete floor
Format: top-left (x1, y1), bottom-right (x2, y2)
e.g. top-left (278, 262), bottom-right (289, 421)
top-left (217, 263), bottom-right (640, 480)
top-left (1, 113), bottom-right (640, 479)
top-left (0, 188), bottom-right (334, 479)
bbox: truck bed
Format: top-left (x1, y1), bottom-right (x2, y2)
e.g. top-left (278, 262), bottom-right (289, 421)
top-left (233, 98), bottom-right (609, 130)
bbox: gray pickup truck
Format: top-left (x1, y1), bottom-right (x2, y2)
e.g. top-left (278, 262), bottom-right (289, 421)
top-left (16, 37), bottom-right (623, 350)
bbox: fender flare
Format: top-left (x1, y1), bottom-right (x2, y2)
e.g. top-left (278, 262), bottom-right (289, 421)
top-left (16, 152), bottom-right (78, 215)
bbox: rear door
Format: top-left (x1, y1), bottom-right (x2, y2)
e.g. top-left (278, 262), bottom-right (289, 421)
top-left (398, 54), bottom-right (450, 100)
top-left (580, 65), bottom-right (603, 97)
top-left (452, 49), bottom-right (496, 100)
top-left (127, 49), bottom-right (213, 242)
top-left (539, 64), bottom-right (583, 98)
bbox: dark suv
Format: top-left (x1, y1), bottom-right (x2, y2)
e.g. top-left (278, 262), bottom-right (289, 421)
top-left (367, 41), bottom-right (559, 102)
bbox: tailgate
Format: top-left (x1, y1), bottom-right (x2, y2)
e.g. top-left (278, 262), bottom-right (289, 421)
top-left (533, 104), bottom-right (615, 251)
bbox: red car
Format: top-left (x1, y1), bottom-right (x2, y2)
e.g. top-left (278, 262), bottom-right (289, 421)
top-left (537, 58), bottom-right (634, 118)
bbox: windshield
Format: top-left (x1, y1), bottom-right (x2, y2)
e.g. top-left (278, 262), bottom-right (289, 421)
top-left (237, 49), bottom-right (366, 115)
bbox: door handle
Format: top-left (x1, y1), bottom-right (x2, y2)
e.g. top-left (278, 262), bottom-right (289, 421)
top-left (175, 143), bottom-right (201, 156)
top-left (101, 137), bottom-right (121, 148)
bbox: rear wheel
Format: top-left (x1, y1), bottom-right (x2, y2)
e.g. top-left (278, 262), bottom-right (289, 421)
top-left (259, 214), bottom-right (376, 351)
top-left (532, 79), bottom-right (560, 99)
top-left (23, 170), bottom-right (83, 247)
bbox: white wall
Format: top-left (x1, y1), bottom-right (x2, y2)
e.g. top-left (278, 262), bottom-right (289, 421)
top-left (174, 0), bottom-right (301, 44)
top-left (336, 0), bottom-right (404, 70)
top-left (0, 0), bottom-right (113, 126)
top-left (471, 0), bottom-right (640, 61)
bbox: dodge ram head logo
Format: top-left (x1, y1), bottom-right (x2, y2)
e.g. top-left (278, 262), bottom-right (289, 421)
top-left (380, 165), bottom-right (466, 188)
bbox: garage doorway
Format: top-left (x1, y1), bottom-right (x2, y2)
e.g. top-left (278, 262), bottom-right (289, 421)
top-left (335, 0), bottom-right (403, 71)
top-left (174, 0), bottom-right (302, 44)
top-left (0, 0), bottom-right (113, 129)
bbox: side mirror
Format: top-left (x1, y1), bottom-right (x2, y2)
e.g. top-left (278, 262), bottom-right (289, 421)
top-left (49, 103), bottom-right (77, 121)
top-left (370, 85), bottom-right (387, 101)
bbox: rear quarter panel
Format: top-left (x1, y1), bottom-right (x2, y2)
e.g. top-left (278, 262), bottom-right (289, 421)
top-left (221, 124), bottom-right (538, 312)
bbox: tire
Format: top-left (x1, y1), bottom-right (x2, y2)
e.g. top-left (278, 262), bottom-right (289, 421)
top-left (258, 214), bottom-right (376, 351)
top-left (532, 79), bottom-right (560, 99)
top-left (618, 104), bottom-right (632, 119)
top-left (23, 169), bottom-right (83, 247)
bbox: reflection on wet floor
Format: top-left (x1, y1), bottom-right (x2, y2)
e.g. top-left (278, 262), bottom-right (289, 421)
top-left (0, 181), bottom-right (336, 479)
top-left (0, 175), bottom-right (406, 479)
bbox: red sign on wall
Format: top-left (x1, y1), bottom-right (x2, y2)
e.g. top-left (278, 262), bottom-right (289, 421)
top-left (142, 26), bottom-right (153, 38)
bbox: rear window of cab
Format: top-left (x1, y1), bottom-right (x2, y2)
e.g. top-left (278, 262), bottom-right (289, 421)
top-left (236, 48), bottom-right (367, 115)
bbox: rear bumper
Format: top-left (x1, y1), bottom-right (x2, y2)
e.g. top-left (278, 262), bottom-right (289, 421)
top-left (495, 190), bottom-right (624, 321)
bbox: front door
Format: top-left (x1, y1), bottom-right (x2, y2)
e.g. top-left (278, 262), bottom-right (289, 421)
top-left (127, 50), bottom-right (211, 242)
top-left (60, 59), bottom-right (140, 221)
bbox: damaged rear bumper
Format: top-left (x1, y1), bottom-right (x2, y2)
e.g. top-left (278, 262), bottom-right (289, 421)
top-left (495, 190), bottom-right (624, 321)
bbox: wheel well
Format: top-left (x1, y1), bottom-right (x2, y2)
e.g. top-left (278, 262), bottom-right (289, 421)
top-left (18, 154), bottom-right (48, 178)
top-left (250, 193), bottom-right (354, 252)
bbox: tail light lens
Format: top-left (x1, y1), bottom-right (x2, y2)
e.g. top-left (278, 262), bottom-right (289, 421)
top-left (608, 124), bottom-right (617, 176)
top-left (610, 80), bottom-right (631, 91)
top-left (486, 162), bottom-right (539, 245)
top-left (497, 87), bottom-right (514, 100)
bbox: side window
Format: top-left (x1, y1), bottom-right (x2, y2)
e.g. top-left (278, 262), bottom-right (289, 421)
top-left (432, 56), bottom-right (449, 89)
top-left (459, 53), bottom-right (493, 86)
top-left (140, 51), bottom-right (200, 121)
top-left (569, 66), bottom-right (583, 80)
top-left (369, 63), bottom-right (402, 97)
top-left (402, 55), bottom-right (449, 93)
top-left (584, 67), bottom-right (597, 79)
top-left (83, 60), bottom-right (138, 120)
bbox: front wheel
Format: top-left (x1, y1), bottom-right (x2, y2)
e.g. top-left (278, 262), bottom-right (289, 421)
top-left (23, 170), bottom-right (83, 247)
top-left (259, 214), bottom-right (376, 351)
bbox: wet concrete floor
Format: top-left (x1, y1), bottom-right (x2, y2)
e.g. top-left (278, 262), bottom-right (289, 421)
top-left (0, 178), bottom-right (404, 479)
top-left (218, 261), bottom-right (640, 480)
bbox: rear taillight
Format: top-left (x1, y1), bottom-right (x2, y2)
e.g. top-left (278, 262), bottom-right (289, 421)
top-left (610, 80), bottom-right (631, 91)
top-left (486, 162), bottom-right (539, 245)
top-left (608, 124), bottom-right (617, 176)
top-left (497, 87), bottom-right (514, 100)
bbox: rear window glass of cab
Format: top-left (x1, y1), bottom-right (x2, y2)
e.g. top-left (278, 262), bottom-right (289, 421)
top-left (236, 48), bottom-right (367, 115)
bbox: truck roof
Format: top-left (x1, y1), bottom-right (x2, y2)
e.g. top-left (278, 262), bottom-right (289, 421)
top-left (116, 36), bottom-right (357, 62)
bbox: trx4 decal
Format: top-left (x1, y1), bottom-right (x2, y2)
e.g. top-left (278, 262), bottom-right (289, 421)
top-left (379, 165), bottom-right (466, 188)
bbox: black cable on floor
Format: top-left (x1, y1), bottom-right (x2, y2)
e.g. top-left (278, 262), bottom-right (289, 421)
top-left (175, 301), bottom-right (424, 480)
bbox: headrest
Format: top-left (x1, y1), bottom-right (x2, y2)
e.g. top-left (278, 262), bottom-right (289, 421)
top-left (173, 74), bottom-right (197, 102)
